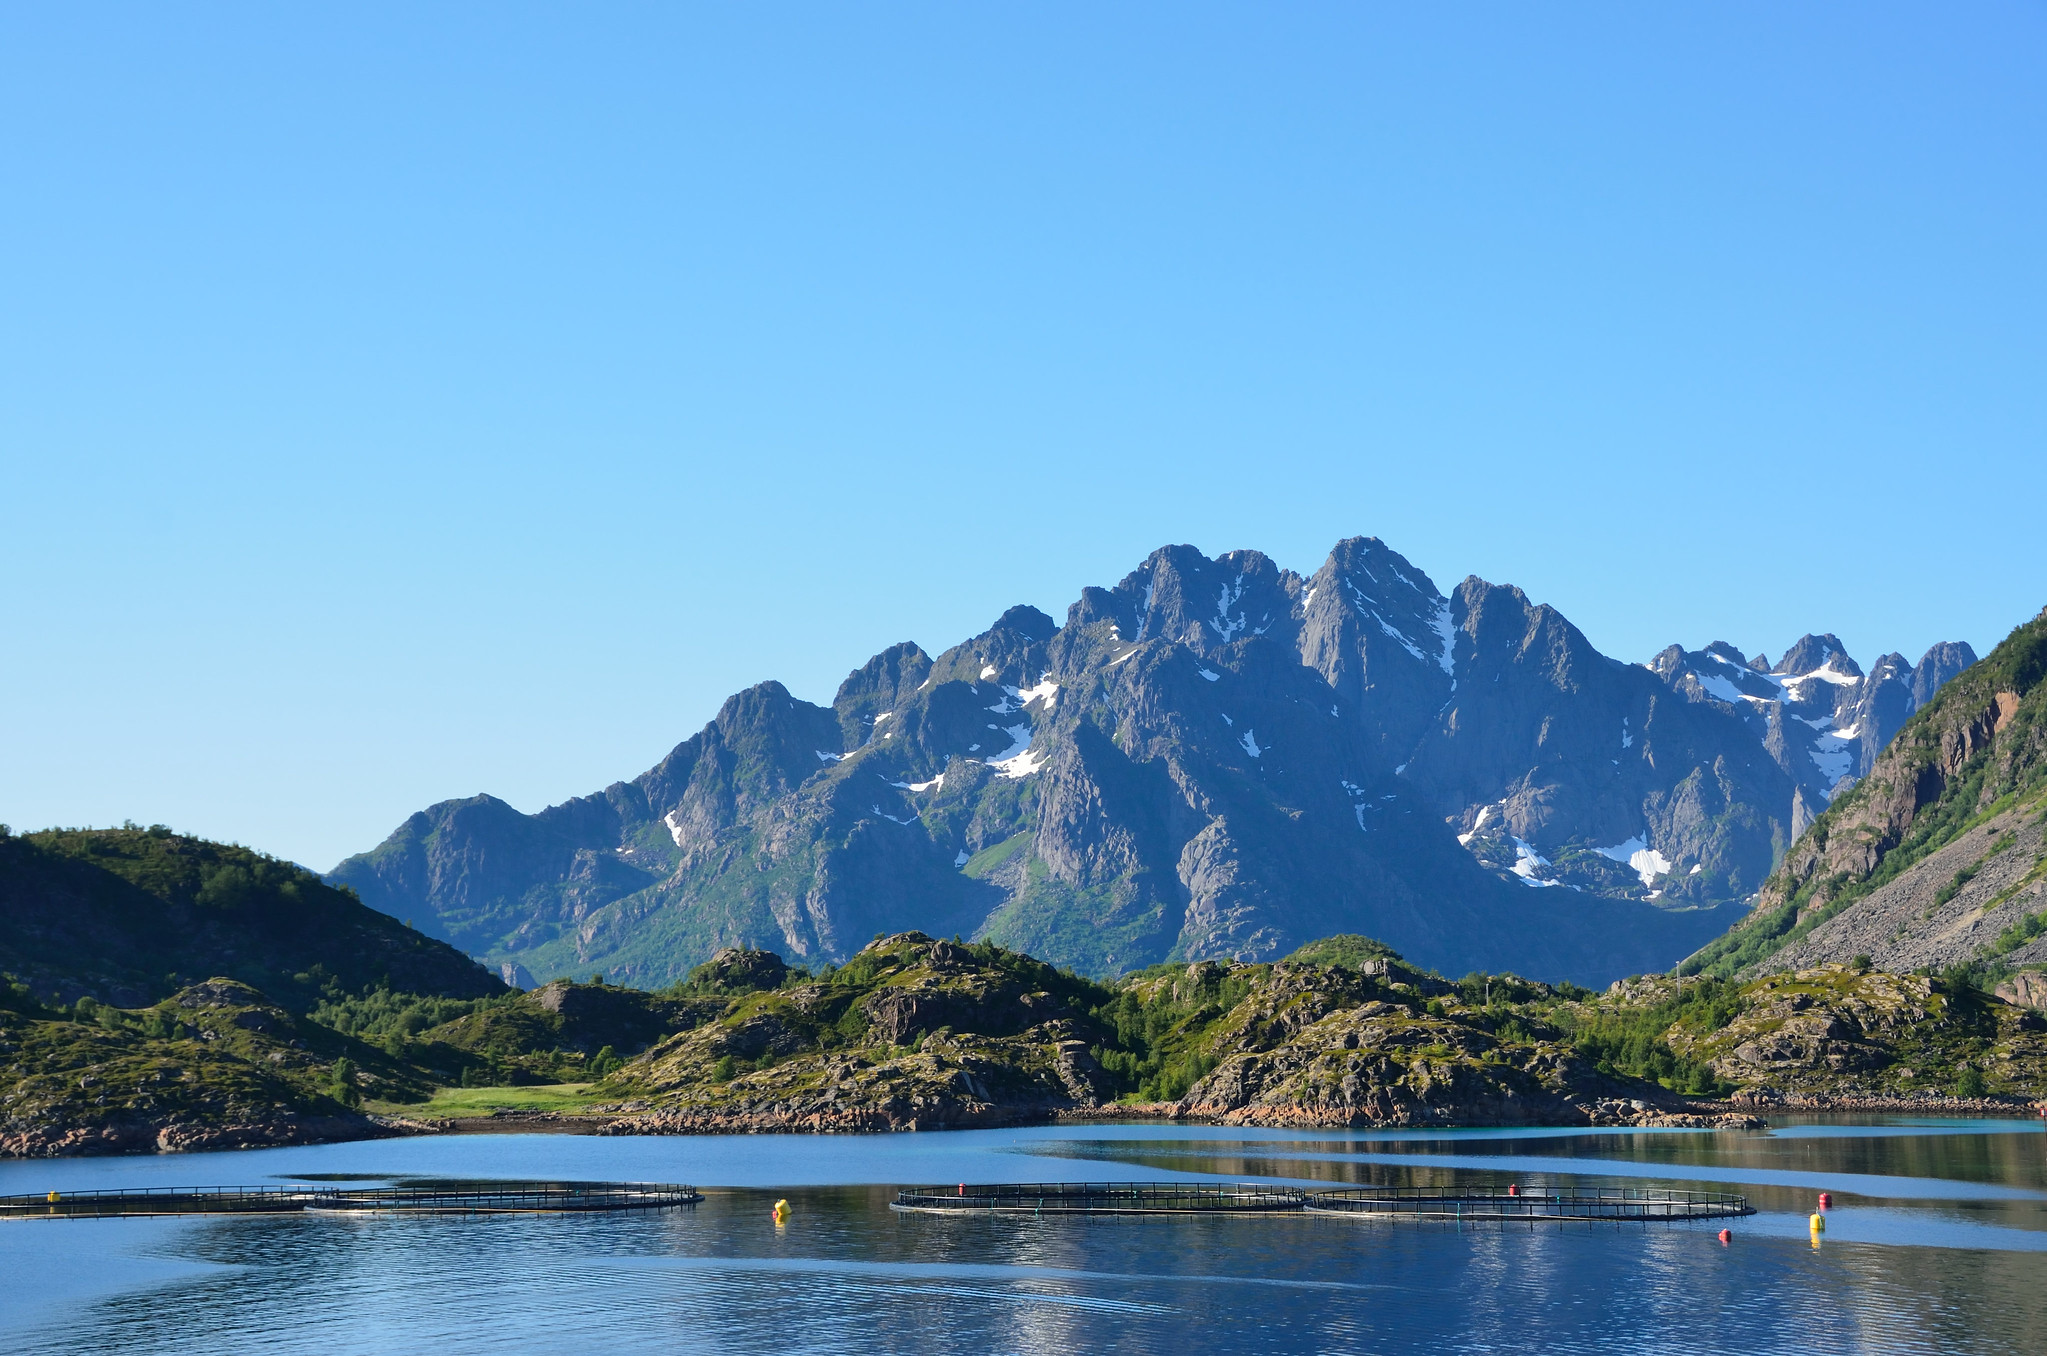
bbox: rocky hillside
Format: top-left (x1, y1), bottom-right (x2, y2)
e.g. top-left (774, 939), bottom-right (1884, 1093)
top-left (597, 932), bottom-right (2039, 1133)
top-left (600, 935), bottom-right (1118, 1132)
top-left (0, 978), bottom-right (411, 1157)
top-left (1648, 963), bottom-right (2047, 1100)
top-left (594, 932), bottom-right (1761, 1134)
top-left (10, 930), bottom-right (2036, 1154)
top-left (0, 827), bottom-right (505, 1009)
top-left (1682, 607), bottom-right (2047, 990)
top-left (330, 537), bottom-right (1975, 986)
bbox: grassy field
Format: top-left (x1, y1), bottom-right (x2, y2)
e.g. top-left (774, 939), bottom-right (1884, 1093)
top-left (370, 1083), bottom-right (606, 1117)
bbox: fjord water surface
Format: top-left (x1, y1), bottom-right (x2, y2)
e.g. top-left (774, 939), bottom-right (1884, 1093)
top-left (2, 1119), bottom-right (2043, 1354)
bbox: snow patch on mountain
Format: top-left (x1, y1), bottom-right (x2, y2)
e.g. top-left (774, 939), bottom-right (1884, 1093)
top-left (1595, 836), bottom-right (1672, 888)
top-left (1810, 724), bottom-right (1861, 786)
top-left (1457, 804), bottom-right (1497, 847)
top-left (1017, 677), bottom-right (1059, 708)
top-left (1510, 837), bottom-right (1561, 886)
top-left (1209, 574), bottom-right (1249, 642)
top-left (1430, 600), bottom-right (1457, 675)
top-left (1790, 662), bottom-right (1861, 689)
top-left (991, 745), bottom-right (1047, 779)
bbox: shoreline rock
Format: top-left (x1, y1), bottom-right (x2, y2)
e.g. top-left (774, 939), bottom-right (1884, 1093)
top-left (0, 1112), bottom-right (397, 1159)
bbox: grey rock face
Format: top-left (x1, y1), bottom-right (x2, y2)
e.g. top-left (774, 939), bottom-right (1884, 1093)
top-left (328, 537), bottom-right (1974, 989)
top-left (1648, 635), bottom-right (1974, 823)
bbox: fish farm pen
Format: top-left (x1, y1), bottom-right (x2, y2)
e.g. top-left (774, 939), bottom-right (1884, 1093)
top-left (892, 1182), bottom-right (1309, 1215)
top-left (1305, 1186), bottom-right (1755, 1223)
top-left (892, 1183), bottom-right (1754, 1223)
top-left (0, 1183), bottom-right (702, 1221)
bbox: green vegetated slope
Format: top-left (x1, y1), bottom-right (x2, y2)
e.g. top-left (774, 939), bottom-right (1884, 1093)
top-left (1684, 607), bottom-right (2047, 989)
top-left (0, 978), bottom-right (424, 1155)
top-left (0, 826), bottom-right (505, 1006)
top-left (0, 826), bottom-right (508, 1155)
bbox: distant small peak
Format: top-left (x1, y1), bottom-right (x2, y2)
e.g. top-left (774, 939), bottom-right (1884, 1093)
top-left (989, 604), bottom-right (1057, 643)
top-left (1774, 634), bottom-right (1853, 677)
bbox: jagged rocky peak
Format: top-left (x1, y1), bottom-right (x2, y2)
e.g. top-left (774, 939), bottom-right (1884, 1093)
top-left (1306, 537), bottom-right (1454, 666)
top-left (638, 679), bottom-right (842, 847)
top-left (1913, 641), bottom-right (1979, 706)
top-left (1649, 630), bottom-right (1978, 814)
top-left (1773, 633), bottom-right (1861, 682)
top-left (832, 641), bottom-right (933, 748)
top-left (1073, 544), bottom-right (1305, 657)
top-left (1294, 538), bottom-right (1457, 758)
top-left (926, 604), bottom-right (1058, 688)
top-left (838, 605), bottom-right (1066, 782)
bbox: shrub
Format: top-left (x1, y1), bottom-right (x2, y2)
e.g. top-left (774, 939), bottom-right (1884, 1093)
top-left (330, 1056), bottom-right (362, 1108)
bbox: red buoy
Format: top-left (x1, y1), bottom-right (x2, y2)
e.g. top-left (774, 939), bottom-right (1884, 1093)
top-left (1507, 1183), bottom-right (1519, 1196)
top-left (1818, 1192), bottom-right (1832, 1211)
top-left (958, 1183), bottom-right (966, 1196)
top-left (1717, 1229), bottom-right (1731, 1244)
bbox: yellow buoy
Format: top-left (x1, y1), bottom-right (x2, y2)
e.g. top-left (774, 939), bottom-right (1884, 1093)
top-left (773, 1198), bottom-right (790, 1226)
top-left (46, 1191), bottom-right (59, 1203)
top-left (1809, 1212), bottom-right (1826, 1232)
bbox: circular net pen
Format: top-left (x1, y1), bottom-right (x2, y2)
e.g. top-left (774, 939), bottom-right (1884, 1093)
top-left (0, 1183), bottom-right (702, 1221)
top-left (1305, 1186), bottom-right (1753, 1223)
top-left (893, 1182), bottom-right (1307, 1216)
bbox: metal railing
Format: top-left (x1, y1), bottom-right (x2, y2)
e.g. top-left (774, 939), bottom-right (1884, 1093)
top-left (0, 1182), bottom-right (702, 1221)
top-left (892, 1181), bottom-right (1307, 1215)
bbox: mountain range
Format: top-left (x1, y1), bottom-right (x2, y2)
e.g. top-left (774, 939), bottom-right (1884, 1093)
top-left (1685, 605), bottom-right (2046, 993)
top-left (329, 537), bottom-right (1975, 988)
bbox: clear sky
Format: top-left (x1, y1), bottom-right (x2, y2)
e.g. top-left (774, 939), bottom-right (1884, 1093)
top-left (3, 4), bottom-right (2043, 871)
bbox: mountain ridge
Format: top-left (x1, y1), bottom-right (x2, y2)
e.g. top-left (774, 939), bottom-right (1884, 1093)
top-left (331, 535), bottom-right (1976, 987)
top-left (1681, 606), bottom-right (2046, 985)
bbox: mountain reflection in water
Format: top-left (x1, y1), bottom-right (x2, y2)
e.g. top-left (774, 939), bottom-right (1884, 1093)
top-left (1, 1118), bottom-right (2042, 1355)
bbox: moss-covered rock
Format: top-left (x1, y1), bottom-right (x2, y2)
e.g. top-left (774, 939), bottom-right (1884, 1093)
top-left (603, 932), bottom-right (1114, 1130)
top-left (1663, 963), bottom-right (2047, 1097)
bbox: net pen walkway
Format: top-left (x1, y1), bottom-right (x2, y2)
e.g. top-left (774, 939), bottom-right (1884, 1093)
top-left (0, 1182), bottom-right (703, 1221)
top-left (892, 1182), bottom-right (1754, 1222)
top-left (1305, 1186), bottom-right (1754, 1222)
top-left (892, 1181), bottom-right (1308, 1215)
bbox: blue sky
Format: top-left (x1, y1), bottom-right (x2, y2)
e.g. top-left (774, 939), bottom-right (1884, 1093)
top-left (3, 4), bottom-right (2043, 870)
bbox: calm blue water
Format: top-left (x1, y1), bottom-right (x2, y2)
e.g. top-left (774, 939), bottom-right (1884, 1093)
top-left (3, 1117), bottom-right (2044, 1354)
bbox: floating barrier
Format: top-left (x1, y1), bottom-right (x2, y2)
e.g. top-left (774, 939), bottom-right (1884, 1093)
top-left (1306, 1186), bottom-right (1755, 1223)
top-left (892, 1182), bottom-right (1753, 1223)
top-left (891, 1181), bottom-right (1308, 1215)
top-left (0, 1182), bottom-right (702, 1221)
